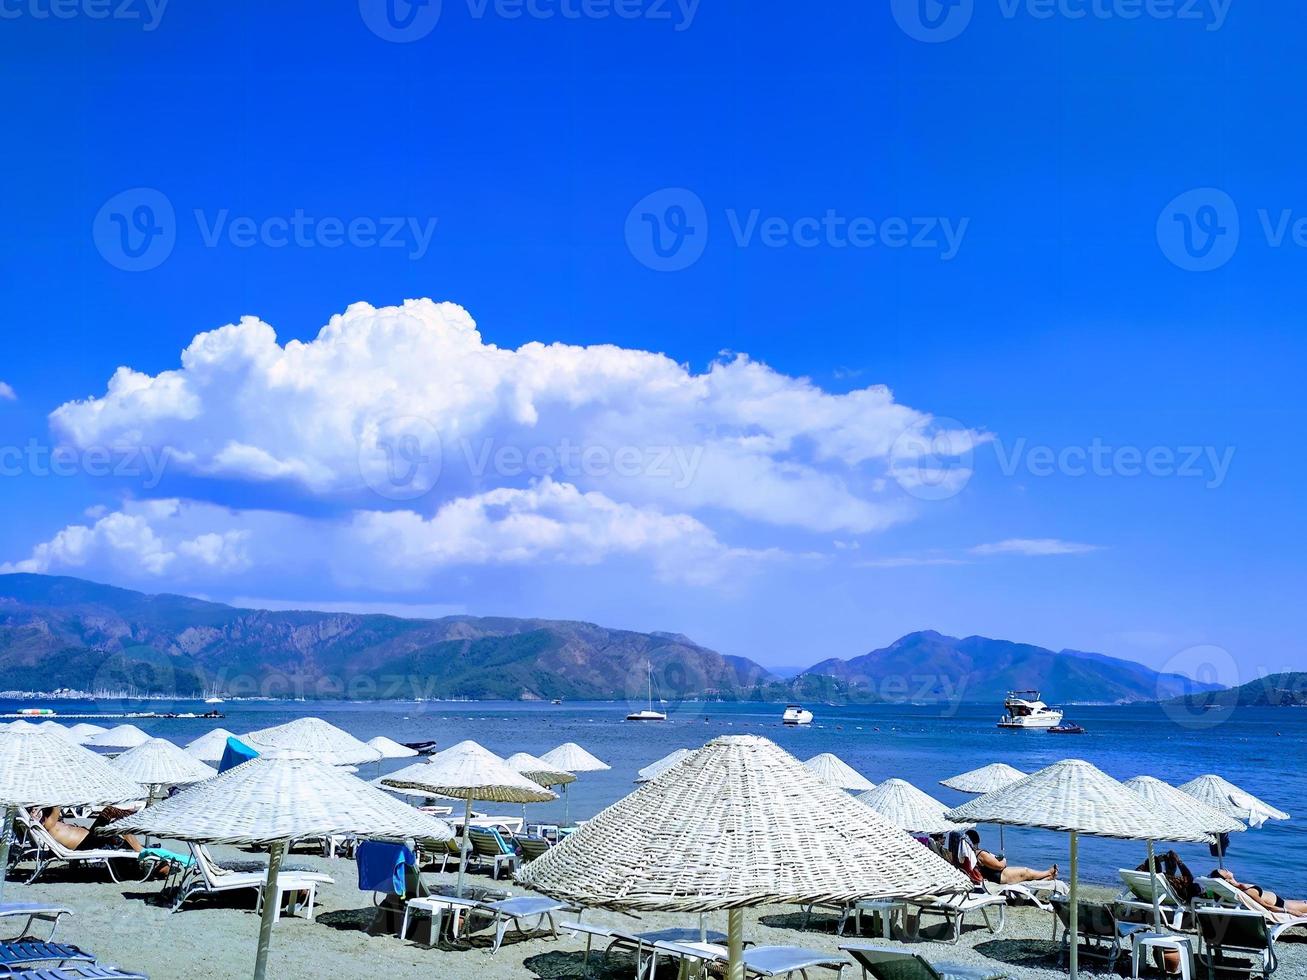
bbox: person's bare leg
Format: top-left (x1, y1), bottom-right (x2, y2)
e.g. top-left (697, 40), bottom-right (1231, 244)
top-left (1283, 900), bottom-right (1307, 917)
top-left (1001, 865), bottom-right (1057, 884)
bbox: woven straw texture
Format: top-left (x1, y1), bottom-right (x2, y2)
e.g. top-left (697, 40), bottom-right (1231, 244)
top-left (945, 759), bottom-right (1212, 843)
top-left (382, 740), bottom-right (557, 804)
top-left (368, 736), bottom-right (418, 760)
top-left (940, 763), bottom-right (1028, 795)
top-left (505, 752), bottom-right (576, 788)
top-left (110, 753), bottom-right (454, 845)
top-left (110, 738), bottom-right (216, 787)
top-left (84, 724), bottom-right (152, 750)
top-left (0, 729), bottom-right (145, 808)
top-left (803, 753), bottom-right (876, 792)
top-left (635, 748), bottom-right (695, 783)
top-left (1124, 776), bottom-right (1245, 836)
top-left (35, 722), bottom-right (76, 742)
top-left (184, 728), bottom-right (237, 764)
top-left (1177, 774), bottom-right (1289, 824)
top-left (519, 735), bottom-right (972, 912)
top-left (856, 779), bottom-right (974, 835)
top-left (243, 717), bottom-right (382, 766)
top-left (66, 723), bottom-right (108, 743)
top-left (539, 742), bottom-right (610, 773)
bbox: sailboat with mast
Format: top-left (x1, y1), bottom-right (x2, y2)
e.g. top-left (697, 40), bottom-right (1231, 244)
top-left (626, 661), bottom-right (668, 721)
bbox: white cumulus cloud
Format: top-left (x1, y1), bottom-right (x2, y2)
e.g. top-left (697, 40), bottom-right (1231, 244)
top-left (969, 538), bottom-right (1100, 557)
top-left (0, 381), bottom-right (16, 401)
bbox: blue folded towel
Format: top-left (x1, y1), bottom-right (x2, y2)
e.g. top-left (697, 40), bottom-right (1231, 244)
top-left (218, 737), bottom-right (259, 774)
top-left (356, 841), bottom-right (416, 895)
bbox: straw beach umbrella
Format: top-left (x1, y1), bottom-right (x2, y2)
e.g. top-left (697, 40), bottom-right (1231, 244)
top-left (507, 752), bottom-right (576, 822)
top-left (382, 740), bottom-right (556, 896)
top-left (85, 723), bottom-right (152, 750)
top-left (856, 779), bottom-right (973, 836)
top-left (521, 735), bottom-right (972, 980)
top-left (185, 728), bottom-right (236, 764)
top-left (635, 747), bottom-right (694, 783)
top-left (243, 717), bottom-right (382, 766)
top-left (803, 753), bottom-right (876, 792)
top-left (66, 723), bottom-right (108, 743)
top-left (539, 742), bottom-right (609, 823)
top-left (1178, 774), bottom-right (1290, 828)
top-left (0, 728), bottom-right (144, 902)
top-left (112, 752), bottom-right (453, 980)
top-left (368, 735), bottom-right (418, 760)
top-left (940, 762), bottom-right (1029, 850)
top-left (947, 759), bottom-right (1212, 979)
top-left (110, 738), bottom-right (216, 800)
top-left (1125, 775), bottom-right (1246, 870)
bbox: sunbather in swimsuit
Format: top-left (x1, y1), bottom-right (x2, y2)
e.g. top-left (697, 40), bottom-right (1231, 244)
top-left (967, 830), bottom-right (1058, 885)
top-left (1213, 868), bottom-right (1307, 916)
top-left (38, 806), bottom-right (145, 854)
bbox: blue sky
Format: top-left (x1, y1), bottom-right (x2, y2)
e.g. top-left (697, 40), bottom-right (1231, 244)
top-left (0, 0), bottom-right (1302, 683)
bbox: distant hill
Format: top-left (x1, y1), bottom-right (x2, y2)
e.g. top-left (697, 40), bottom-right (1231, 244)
top-left (794, 630), bottom-right (1222, 704)
top-left (1165, 672), bottom-right (1307, 708)
top-left (0, 574), bottom-right (774, 701)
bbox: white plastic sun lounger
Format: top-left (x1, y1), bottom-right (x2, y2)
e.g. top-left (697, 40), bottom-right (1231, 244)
top-left (1117, 869), bottom-right (1190, 930)
top-left (987, 878), bottom-right (1067, 911)
top-left (0, 905), bottom-right (74, 942)
top-left (1195, 876), bottom-right (1307, 940)
top-left (171, 845), bottom-right (333, 918)
top-left (905, 892), bottom-right (1007, 944)
top-left (840, 944), bottom-right (1010, 980)
top-left (564, 922), bottom-right (728, 978)
top-left (14, 815), bottom-right (146, 886)
top-left (644, 941), bottom-right (846, 980)
top-left (401, 894), bottom-right (576, 952)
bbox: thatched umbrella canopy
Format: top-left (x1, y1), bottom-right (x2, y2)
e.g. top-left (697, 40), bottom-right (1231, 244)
top-left (34, 722), bottom-right (76, 741)
top-left (110, 738), bottom-right (216, 797)
top-left (0, 728), bottom-right (145, 901)
top-left (947, 759), bottom-right (1212, 979)
top-left (635, 748), bottom-right (695, 783)
top-left (856, 779), bottom-right (973, 836)
top-left (368, 736), bottom-right (418, 760)
top-left (243, 717), bottom-right (381, 766)
top-left (505, 752), bottom-right (577, 788)
top-left (1177, 774), bottom-right (1290, 828)
top-left (521, 735), bottom-right (971, 980)
top-left (85, 724), bottom-right (152, 751)
top-left (381, 740), bottom-right (556, 895)
top-left (539, 742), bottom-right (609, 823)
top-left (940, 762), bottom-right (1028, 795)
top-left (803, 753), bottom-right (876, 792)
top-left (66, 723), bottom-right (108, 743)
top-left (1124, 776), bottom-right (1246, 836)
top-left (185, 728), bottom-right (237, 764)
top-left (112, 752), bottom-right (452, 980)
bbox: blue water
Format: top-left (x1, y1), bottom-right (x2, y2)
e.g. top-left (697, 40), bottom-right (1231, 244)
top-left (11, 697), bottom-right (1304, 889)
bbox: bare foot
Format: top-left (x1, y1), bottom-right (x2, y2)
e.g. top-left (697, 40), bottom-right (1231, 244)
top-left (1049, 865), bottom-right (1059, 880)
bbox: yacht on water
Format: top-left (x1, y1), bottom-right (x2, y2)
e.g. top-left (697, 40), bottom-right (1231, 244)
top-left (997, 690), bottom-right (1064, 729)
top-left (782, 704), bottom-right (814, 726)
top-left (626, 662), bottom-right (668, 721)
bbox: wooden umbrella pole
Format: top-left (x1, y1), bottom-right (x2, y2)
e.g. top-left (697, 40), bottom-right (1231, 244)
top-left (1068, 831), bottom-right (1079, 980)
top-left (1147, 840), bottom-right (1162, 933)
top-left (726, 907), bottom-right (744, 980)
top-left (253, 841), bottom-right (285, 980)
top-left (0, 805), bottom-right (15, 905)
top-left (456, 794), bottom-right (473, 897)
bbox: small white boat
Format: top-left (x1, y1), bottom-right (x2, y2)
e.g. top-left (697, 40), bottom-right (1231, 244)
top-left (204, 697), bottom-right (225, 705)
top-left (782, 704), bottom-right (813, 726)
top-left (997, 690), bottom-right (1064, 729)
top-left (626, 662), bottom-right (667, 721)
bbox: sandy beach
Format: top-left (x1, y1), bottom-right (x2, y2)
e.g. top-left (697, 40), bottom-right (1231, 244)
top-left (15, 846), bottom-right (1304, 980)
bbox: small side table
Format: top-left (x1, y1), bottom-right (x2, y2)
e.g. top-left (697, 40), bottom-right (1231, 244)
top-left (1132, 931), bottom-right (1194, 980)
top-left (851, 899), bottom-right (904, 939)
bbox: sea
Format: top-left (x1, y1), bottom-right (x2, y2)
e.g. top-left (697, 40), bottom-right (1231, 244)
top-left (8, 696), bottom-right (1303, 889)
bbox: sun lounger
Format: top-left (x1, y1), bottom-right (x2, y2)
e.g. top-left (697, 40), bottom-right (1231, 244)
top-left (171, 844), bottom-right (332, 918)
top-left (0, 941), bottom-right (96, 971)
top-left (466, 826), bottom-right (519, 880)
top-left (742, 945), bottom-right (847, 977)
top-left (0, 906), bottom-right (73, 943)
top-left (986, 878), bottom-right (1067, 911)
top-left (13, 813), bottom-right (147, 886)
top-left (563, 922), bottom-right (729, 978)
top-left (1194, 877), bottom-right (1307, 941)
top-left (1051, 895), bottom-right (1148, 971)
top-left (1118, 869), bottom-right (1190, 930)
top-left (401, 894), bottom-right (575, 952)
top-left (905, 892), bottom-right (1007, 944)
top-left (1, 968), bottom-right (148, 980)
top-left (1194, 906), bottom-right (1278, 977)
top-left (515, 834), bottom-right (552, 863)
top-left (840, 944), bottom-right (1010, 980)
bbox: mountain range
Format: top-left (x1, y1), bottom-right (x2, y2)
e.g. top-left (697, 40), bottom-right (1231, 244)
top-left (0, 574), bottom-right (1221, 704)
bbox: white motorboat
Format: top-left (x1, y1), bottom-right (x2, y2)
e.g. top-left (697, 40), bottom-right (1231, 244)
top-left (626, 662), bottom-right (667, 721)
top-left (782, 704), bottom-right (814, 726)
top-left (997, 690), bottom-right (1064, 728)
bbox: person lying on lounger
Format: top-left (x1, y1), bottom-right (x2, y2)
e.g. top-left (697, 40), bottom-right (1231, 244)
top-left (1212, 867), bottom-right (1307, 915)
top-left (36, 805), bottom-right (145, 854)
top-left (966, 830), bottom-right (1058, 885)
top-left (1136, 850), bottom-right (1200, 901)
